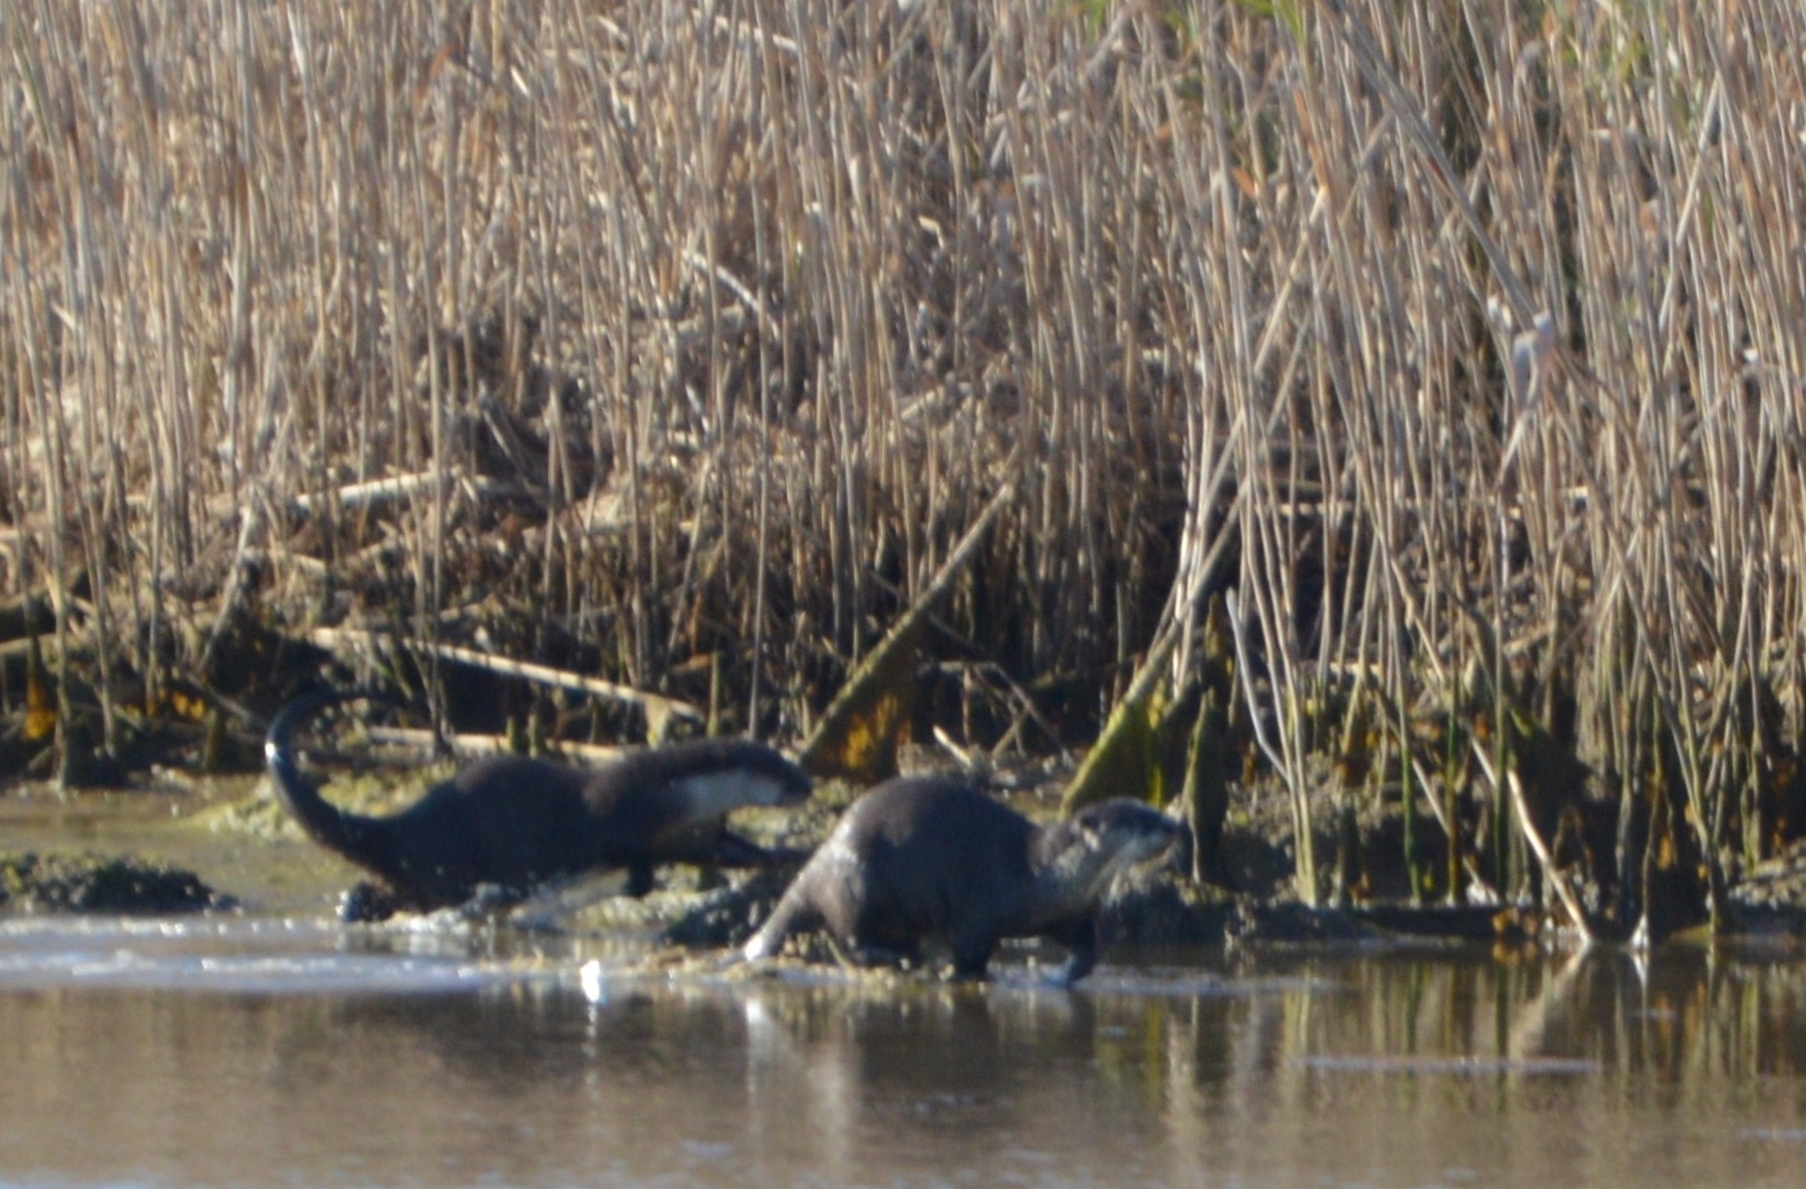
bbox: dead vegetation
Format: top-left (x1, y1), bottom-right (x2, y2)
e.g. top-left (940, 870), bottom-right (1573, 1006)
top-left (3, 1), bottom-right (1806, 933)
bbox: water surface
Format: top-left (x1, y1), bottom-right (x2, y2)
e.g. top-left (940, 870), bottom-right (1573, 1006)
top-left (5, 789), bottom-right (1806, 1187)
top-left (4, 916), bottom-right (1806, 1189)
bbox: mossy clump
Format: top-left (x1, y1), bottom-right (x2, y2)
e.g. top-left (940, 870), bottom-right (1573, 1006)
top-left (0, 851), bottom-right (227, 914)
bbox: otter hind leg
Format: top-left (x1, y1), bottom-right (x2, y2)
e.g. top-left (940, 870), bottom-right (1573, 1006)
top-left (947, 932), bottom-right (998, 981)
top-left (830, 934), bottom-right (922, 971)
top-left (841, 903), bottom-right (927, 971)
top-left (822, 932), bottom-right (901, 970)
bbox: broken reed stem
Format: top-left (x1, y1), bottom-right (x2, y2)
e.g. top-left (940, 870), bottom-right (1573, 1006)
top-left (1226, 588), bottom-right (1317, 906)
top-left (308, 627), bottom-right (703, 729)
top-left (1475, 741), bottom-right (1595, 948)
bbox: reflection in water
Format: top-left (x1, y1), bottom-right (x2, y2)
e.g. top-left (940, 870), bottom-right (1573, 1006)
top-left (2, 935), bottom-right (1806, 1188)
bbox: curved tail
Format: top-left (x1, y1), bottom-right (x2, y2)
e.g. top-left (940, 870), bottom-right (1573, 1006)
top-left (742, 866), bottom-right (822, 962)
top-left (264, 689), bottom-right (390, 870)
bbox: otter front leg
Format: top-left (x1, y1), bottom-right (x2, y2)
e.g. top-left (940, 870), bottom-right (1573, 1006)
top-left (457, 882), bottom-right (531, 919)
top-left (339, 880), bottom-right (403, 923)
top-left (708, 832), bottom-right (811, 869)
top-left (1041, 916), bottom-right (1100, 986)
top-left (949, 949), bottom-right (997, 981)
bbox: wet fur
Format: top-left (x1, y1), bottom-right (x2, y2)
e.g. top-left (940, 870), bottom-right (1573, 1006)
top-left (265, 690), bottom-right (811, 920)
top-left (743, 776), bottom-right (1180, 983)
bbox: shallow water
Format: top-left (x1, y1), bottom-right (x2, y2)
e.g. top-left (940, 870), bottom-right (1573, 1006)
top-left (4, 915), bottom-right (1806, 1189)
top-left (6, 791), bottom-right (1806, 1188)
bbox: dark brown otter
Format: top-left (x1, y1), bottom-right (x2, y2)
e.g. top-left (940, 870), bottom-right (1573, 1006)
top-left (742, 776), bottom-right (1181, 984)
top-left (265, 689), bottom-right (812, 921)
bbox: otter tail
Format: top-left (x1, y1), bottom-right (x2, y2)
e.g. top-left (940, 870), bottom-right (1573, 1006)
top-left (742, 864), bottom-right (823, 962)
top-left (264, 689), bottom-right (390, 870)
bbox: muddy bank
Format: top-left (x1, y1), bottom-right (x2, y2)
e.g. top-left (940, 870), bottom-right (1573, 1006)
top-left (7, 763), bottom-right (1806, 959)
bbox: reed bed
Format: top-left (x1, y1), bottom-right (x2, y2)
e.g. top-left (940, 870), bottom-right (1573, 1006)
top-left (3, 0), bottom-right (1803, 926)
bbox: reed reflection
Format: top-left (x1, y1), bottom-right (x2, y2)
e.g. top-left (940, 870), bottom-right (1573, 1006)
top-left (2, 946), bottom-right (1806, 1188)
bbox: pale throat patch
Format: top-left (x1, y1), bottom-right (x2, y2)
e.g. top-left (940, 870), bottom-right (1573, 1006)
top-left (674, 768), bottom-right (797, 814)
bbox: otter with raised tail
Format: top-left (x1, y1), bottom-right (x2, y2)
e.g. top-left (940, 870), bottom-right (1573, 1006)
top-left (742, 776), bottom-right (1181, 984)
top-left (265, 689), bottom-right (812, 921)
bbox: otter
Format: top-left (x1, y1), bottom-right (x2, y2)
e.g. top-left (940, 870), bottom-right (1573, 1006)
top-left (265, 689), bottom-right (812, 921)
top-left (742, 776), bottom-right (1181, 984)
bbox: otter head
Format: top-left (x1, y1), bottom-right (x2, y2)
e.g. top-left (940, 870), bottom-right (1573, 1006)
top-left (1038, 798), bottom-right (1183, 907)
